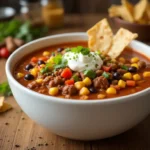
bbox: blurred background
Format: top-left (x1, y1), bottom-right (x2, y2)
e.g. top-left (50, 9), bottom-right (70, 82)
top-left (0, 0), bottom-right (138, 13)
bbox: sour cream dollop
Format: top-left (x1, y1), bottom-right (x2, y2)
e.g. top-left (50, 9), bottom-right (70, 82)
top-left (63, 51), bottom-right (103, 72)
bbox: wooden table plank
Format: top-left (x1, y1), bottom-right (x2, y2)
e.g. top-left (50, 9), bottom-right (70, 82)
top-left (0, 14), bottom-right (150, 150)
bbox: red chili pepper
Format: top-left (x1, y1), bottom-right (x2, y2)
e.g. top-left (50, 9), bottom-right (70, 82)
top-left (126, 80), bottom-right (136, 87)
top-left (31, 57), bottom-right (38, 63)
top-left (61, 68), bottom-right (72, 79)
top-left (102, 66), bottom-right (111, 72)
top-left (0, 47), bottom-right (9, 58)
top-left (39, 56), bottom-right (48, 61)
top-left (65, 79), bottom-right (74, 85)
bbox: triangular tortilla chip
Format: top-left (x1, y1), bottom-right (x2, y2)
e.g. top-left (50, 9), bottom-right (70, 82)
top-left (87, 18), bottom-right (113, 54)
top-left (121, 0), bottom-right (134, 15)
top-left (108, 28), bottom-right (138, 58)
top-left (0, 97), bottom-right (4, 108)
top-left (146, 3), bottom-right (150, 20)
top-left (134, 0), bottom-right (148, 21)
top-left (108, 5), bottom-right (134, 22)
top-left (0, 102), bottom-right (12, 113)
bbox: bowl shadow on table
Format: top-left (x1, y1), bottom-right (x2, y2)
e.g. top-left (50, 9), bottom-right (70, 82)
top-left (64, 115), bottom-right (150, 149)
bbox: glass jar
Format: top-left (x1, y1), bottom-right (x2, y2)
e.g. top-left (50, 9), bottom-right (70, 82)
top-left (41, 0), bottom-right (64, 28)
top-left (20, 0), bottom-right (41, 20)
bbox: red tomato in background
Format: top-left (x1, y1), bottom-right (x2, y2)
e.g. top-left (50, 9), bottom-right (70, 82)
top-left (0, 47), bottom-right (10, 58)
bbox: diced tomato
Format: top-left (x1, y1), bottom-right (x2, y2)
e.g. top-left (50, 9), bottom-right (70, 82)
top-left (65, 79), bottom-right (74, 85)
top-left (126, 80), bottom-right (136, 87)
top-left (39, 56), bottom-right (48, 61)
top-left (102, 66), bottom-right (111, 72)
top-left (61, 68), bottom-right (72, 79)
top-left (31, 57), bottom-right (38, 63)
top-left (0, 47), bottom-right (9, 58)
top-left (110, 85), bottom-right (120, 90)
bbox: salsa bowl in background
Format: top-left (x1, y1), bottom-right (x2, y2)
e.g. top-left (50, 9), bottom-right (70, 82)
top-left (112, 17), bottom-right (150, 42)
top-left (5, 33), bottom-right (150, 140)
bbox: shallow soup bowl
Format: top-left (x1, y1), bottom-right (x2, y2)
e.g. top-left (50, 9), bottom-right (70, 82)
top-left (5, 33), bottom-right (150, 140)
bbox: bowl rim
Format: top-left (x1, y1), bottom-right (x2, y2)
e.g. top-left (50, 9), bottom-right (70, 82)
top-left (112, 17), bottom-right (150, 27)
top-left (5, 32), bottom-right (150, 104)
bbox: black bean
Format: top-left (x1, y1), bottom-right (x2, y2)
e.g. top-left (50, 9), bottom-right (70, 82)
top-left (25, 64), bottom-right (33, 71)
top-left (57, 47), bottom-right (64, 52)
top-left (38, 60), bottom-right (45, 65)
top-left (89, 87), bottom-right (97, 93)
top-left (128, 66), bottom-right (137, 73)
top-left (113, 72), bottom-right (121, 80)
top-left (24, 74), bottom-right (34, 80)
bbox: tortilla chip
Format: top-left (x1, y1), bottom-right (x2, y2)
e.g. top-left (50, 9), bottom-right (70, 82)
top-left (108, 5), bottom-right (134, 22)
top-left (121, 0), bottom-right (134, 15)
top-left (108, 28), bottom-right (138, 58)
top-left (134, 0), bottom-right (148, 21)
top-left (0, 97), bottom-right (4, 108)
top-left (0, 96), bottom-right (12, 113)
top-left (146, 3), bottom-right (150, 20)
top-left (0, 102), bottom-right (12, 113)
top-left (87, 18), bottom-right (113, 54)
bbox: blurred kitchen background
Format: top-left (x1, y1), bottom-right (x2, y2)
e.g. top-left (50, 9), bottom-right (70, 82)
top-left (0, 0), bottom-right (138, 14)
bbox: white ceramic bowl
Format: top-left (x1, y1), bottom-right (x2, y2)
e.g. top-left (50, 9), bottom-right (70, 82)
top-left (6, 33), bottom-right (150, 140)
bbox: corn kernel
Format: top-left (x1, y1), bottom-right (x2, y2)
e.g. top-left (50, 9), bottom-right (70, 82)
top-left (106, 87), bottom-right (117, 95)
top-left (30, 68), bottom-right (38, 77)
top-left (49, 87), bottom-right (59, 96)
top-left (83, 77), bottom-right (92, 86)
top-left (131, 57), bottom-right (139, 63)
top-left (47, 56), bottom-right (54, 64)
top-left (36, 79), bottom-right (43, 84)
top-left (143, 72), bottom-right (150, 78)
top-left (123, 72), bottom-right (132, 80)
top-left (131, 63), bottom-right (139, 69)
top-left (79, 87), bottom-right (90, 96)
top-left (97, 94), bottom-right (106, 99)
top-left (133, 74), bottom-right (141, 81)
top-left (17, 73), bottom-right (24, 79)
top-left (43, 51), bottom-right (50, 56)
top-left (119, 57), bottom-right (126, 63)
top-left (40, 64), bottom-right (45, 68)
top-left (118, 80), bottom-right (126, 88)
top-left (75, 81), bottom-right (85, 90)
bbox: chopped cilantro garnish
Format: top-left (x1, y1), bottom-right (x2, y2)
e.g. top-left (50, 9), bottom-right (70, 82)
top-left (0, 82), bottom-right (12, 97)
top-left (53, 54), bottom-right (62, 64)
top-left (72, 75), bottom-right (79, 82)
top-left (121, 65), bottom-right (128, 70)
top-left (65, 48), bottom-right (71, 52)
top-left (40, 63), bottom-right (53, 74)
top-left (54, 58), bottom-right (68, 69)
top-left (102, 72), bottom-right (110, 79)
top-left (83, 70), bottom-right (96, 79)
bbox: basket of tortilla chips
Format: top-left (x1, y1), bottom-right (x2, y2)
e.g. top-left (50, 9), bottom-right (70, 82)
top-left (108, 0), bottom-right (150, 41)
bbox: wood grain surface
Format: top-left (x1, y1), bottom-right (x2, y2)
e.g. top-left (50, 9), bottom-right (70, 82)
top-left (0, 14), bottom-right (150, 150)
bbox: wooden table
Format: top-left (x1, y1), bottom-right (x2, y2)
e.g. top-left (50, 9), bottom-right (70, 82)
top-left (0, 14), bottom-right (150, 150)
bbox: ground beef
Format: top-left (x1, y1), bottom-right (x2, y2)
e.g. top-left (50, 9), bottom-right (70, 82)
top-left (49, 80), bottom-right (56, 87)
top-left (62, 85), bottom-right (77, 96)
top-left (54, 76), bottom-right (64, 85)
top-left (96, 70), bottom-right (103, 76)
top-left (27, 81), bottom-right (38, 89)
top-left (93, 76), bottom-right (109, 89)
top-left (117, 69), bottom-right (127, 75)
top-left (138, 61), bottom-right (146, 69)
top-left (43, 76), bottom-right (52, 83)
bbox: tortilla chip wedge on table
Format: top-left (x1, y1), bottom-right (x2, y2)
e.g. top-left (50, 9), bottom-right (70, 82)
top-left (0, 96), bottom-right (12, 113)
top-left (87, 18), bottom-right (113, 54)
top-left (87, 19), bottom-right (138, 59)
